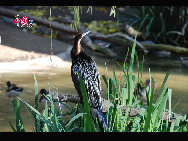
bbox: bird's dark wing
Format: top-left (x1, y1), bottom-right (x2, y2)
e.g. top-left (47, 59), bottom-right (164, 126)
top-left (71, 65), bottom-right (83, 105)
top-left (12, 86), bottom-right (24, 92)
top-left (71, 58), bottom-right (102, 110)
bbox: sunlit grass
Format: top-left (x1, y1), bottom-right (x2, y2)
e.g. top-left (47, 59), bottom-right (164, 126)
top-left (9, 36), bottom-right (188, 132)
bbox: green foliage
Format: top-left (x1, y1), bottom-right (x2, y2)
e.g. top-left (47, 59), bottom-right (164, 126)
top-left (120, 6), bottom-right (188, 47)
top-left (70, 6), bottom-right (81, 31)
top-left (19, 9), bottom-right (46, 18)
top-left (102, 36), bottom-right (188, 132)
top-left (70, 6), bottom-right (117, 31)
top-left (84, 20), bottom-right (121, 34)
top-left (9, 36), bottom-right (188, 132)
top-left (9, 99), bottom-right (25, 132)
top-left (77, 72), bottom-right (97, 132)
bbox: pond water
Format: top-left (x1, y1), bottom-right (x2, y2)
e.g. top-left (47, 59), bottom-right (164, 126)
top-left (0, 54), bottom-right (188, 132)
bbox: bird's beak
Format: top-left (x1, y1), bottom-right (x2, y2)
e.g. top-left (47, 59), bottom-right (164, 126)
top-left (82, 31), bottom-right (90, 37)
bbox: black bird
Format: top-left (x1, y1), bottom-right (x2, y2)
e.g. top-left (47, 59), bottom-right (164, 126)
top-left (39, 89), bottom-right (49, 103)
top-left (71, 31), bottom-right (107, 130)
top-left (5, 81), bottom-right (23, 98)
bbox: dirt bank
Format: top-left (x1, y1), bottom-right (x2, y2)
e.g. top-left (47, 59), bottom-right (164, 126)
top-left (0, 20), bottom-right (73, 72)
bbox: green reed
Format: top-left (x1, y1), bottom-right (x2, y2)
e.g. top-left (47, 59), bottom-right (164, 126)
top-left (9, 36), bottom-right (188, 132)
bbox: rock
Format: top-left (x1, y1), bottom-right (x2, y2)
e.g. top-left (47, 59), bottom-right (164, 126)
top-left (93, 39), bottom-right (111, 48)
top-left (56, 46), bottom-right (72, 61)
top-left (180, 56), bottom-right (188, 67)
top-left (22, 28), bottom-right (28, 32)
top-left (0, 16), bottom-right (16, 27)
top-left (33, 26), bottom-right (51, 35)
top-left (141, 40), bottom-right (155, 44)
top-left (147, 50), bottom-right (171, 58)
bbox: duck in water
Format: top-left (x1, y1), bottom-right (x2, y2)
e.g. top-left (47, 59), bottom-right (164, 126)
top-left (5, 81), bottom-right (24, 98)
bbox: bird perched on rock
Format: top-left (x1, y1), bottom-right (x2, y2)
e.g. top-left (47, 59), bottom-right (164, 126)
top-left (134, 78), bottom-right (156, 105)
top-left (39, 88), bottom-right (63, 121)
top-left (39, 88), bottom-right (63, 109)
top-left (39, 88), bottom-right (59, 103)
top-left (5, 81), bottom-right (23, 98)
top-left (71, 31), bottom-right (107, 130)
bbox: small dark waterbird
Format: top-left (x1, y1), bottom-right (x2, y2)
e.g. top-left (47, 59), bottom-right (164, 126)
top-left (5, 81), bottom-right (24, 98)
top-left (39, 88), bottom-right (59, 103)
top-left (39, 88), bottom-right (63, 110)
top-left (39, 88), bottom-right (49, 103)
top-left (71, 31), bottom-right (107, 130)
top-left (134, 78), bottom-right (156, 104)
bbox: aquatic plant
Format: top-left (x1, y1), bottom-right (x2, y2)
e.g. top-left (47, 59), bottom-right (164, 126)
top-left (9, 36), bottom-right (188, 132)
top-left (70, 6), bottom-right (116, 31)
top-left (119, 6), bottom-right (188, 47)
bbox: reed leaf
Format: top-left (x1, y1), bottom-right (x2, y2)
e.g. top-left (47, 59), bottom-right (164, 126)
top-left (77, 72), bottom-right (96, 132)
top-left (11, 98), bottom-right (25, 132)
top-left (127, 35), bottom-right (137, 105)
top-left (17, 97), bottom-right (56, 130)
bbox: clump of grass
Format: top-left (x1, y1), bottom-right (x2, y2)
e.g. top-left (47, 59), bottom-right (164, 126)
top-left (119, 6), bottom-right (188, 47)
top-left (19, 9), bottom-right (47, 18)
top-left (9, 36), bottom-right (188, 132)
top-left (83, 20), bottom-right (121, 34)
top-left (101, 36), bottom-right (188, 132)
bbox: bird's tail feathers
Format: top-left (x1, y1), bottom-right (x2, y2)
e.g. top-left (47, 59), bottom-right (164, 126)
top-left (16, 87), bottom-right (24, 92)
top-left (97, 109), bottom-right (109, 131)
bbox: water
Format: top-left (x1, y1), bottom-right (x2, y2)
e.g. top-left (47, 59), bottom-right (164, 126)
top-left (0, 55), bottom-right (188, 131)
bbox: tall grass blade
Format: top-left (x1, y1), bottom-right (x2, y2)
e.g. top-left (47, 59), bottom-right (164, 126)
top-left (48, 87), bottom-right (59, 132)
top-left (153, 87), bottom-right (169, 129)
top-left (9, 121), bottom-right (17, 132)
top-left (102, 75), bottom-right (108, 88)
top-left (12, 98), bottom-right (25, 132)
top-left (42, 101), bottom-right (50, 132)
top-left (143, 68), bottom-right (154, 132)
top-left (135, 51), bottom-right (140, 83)
top-left (77, 72), bottom-right (96, 132)
top-left (156, 72), bottom-right (169, 101)
top-left (140, 55), bottom-right (144, 80)
top-left (33, 74), bottom-right (40, 131)
top-left (127, 35), bottom-right (137, 105)
top-left (34, 74), bottom-right (38, 110)
top-left (65, 113), bottom-right (86, 130)
top-left (17, 97), bottom-right (56, 130)
top-left (168, 89), bottom-right (172, 121)
top-left (146, 17), bottom-right (154, 37)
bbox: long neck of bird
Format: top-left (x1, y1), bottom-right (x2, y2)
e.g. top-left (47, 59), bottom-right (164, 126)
top-left (73, 39), bottom-right (82, 55)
